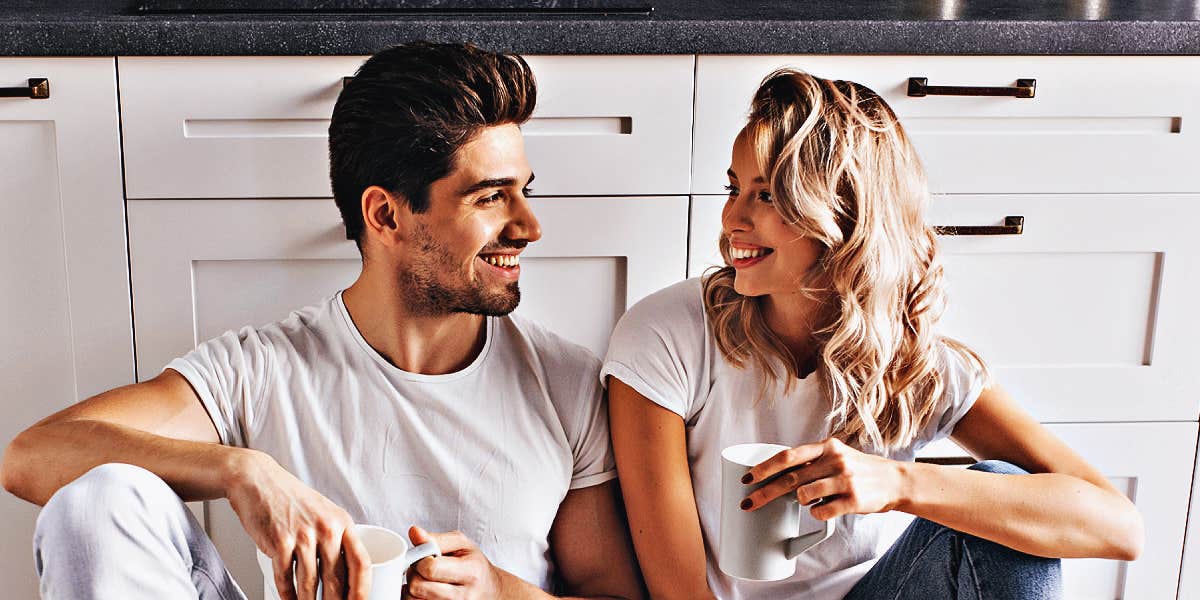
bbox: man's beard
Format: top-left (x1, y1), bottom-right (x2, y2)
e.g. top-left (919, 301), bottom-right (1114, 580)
top-left (399, 224), bottom-right (522, 317)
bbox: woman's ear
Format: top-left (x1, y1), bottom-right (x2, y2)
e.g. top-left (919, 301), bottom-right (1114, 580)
top-left (360, 185), bottom-right (410, 250)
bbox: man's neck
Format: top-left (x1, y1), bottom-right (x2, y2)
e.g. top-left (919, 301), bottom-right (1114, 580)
top-left (341, 275), bottom-right (487, 376)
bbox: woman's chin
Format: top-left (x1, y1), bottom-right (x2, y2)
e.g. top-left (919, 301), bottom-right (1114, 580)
top-left (732, 276), bottom-right (766, 298)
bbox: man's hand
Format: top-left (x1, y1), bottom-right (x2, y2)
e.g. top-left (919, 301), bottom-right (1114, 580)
top-left (225, 449), bottom-right (372, 600)
top-left (403, 526), bottom-right (504, 600)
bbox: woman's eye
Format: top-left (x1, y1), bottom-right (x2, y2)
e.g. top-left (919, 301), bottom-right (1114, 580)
top-left (757, 191), bottom-right (773, 203)
top-left (723, 184), bottom-right (739, 197)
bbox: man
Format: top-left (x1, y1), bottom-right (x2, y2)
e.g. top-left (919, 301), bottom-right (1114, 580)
top-left (0, 42), bottom-right (644, 600)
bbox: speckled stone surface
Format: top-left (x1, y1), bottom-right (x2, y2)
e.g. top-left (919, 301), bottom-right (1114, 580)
top-left (2, 0), bottom-right (1200, 55)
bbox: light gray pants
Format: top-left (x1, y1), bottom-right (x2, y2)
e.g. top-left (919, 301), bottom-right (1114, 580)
top-left (33, 463), bottom-right (247, 600)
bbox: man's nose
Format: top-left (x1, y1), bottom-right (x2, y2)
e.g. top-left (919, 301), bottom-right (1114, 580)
top-left (507, 194), bottom-right (542, 243)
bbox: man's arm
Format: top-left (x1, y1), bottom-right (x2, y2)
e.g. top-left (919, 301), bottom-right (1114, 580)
top-left (0, 369), bottom-right (232, 505)
top-left (0, 369), bottom-right (374, 600)
top-left (404, 480), bottom-right (645, 600)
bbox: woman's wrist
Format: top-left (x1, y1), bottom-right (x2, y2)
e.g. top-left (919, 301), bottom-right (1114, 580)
top-left (890, 459), bottom-right (925, 513)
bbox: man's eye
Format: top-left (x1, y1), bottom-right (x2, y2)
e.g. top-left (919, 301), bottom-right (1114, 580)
top-left (522, 187), bottom-right (534, 197)
top-left (479, 192), bottom-right (504, 205)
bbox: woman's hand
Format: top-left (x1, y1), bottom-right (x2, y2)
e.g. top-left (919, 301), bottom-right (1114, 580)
top-left (740, 438), bottom-right (908, 521)
top-left (225, 449), bottom-right (371, 600)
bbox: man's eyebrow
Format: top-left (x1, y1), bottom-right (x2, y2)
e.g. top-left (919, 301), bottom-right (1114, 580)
top-left (458, 173), bottom-right (536, 196)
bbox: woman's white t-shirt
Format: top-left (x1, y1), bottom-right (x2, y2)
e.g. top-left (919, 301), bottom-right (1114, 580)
top-left (600, 278), bottom-right (986, 600)
top-left (166, 290), bottom-right (615, 591)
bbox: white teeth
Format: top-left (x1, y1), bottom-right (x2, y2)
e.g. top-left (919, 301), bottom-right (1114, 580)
top-left (731, 247), bottom-right (768, 260)
top-left (482, 255), bottom-right (519, 268)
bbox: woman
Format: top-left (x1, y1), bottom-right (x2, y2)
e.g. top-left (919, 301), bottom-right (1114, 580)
top-left (601, 69), bottom-right (1143, 599)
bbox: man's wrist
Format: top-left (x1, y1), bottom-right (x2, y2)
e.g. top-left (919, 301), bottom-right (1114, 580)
top-left (217, 446), bottom-right (265, 498)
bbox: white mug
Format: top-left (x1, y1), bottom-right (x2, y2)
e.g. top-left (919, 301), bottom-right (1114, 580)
top-left (719, 443), bottom-right (836, 581)
top-left (258, 523), bottom-right (441, 600)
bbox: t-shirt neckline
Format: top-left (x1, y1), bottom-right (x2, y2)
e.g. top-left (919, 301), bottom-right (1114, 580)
top-left (333, 290), bottom-right (493, 383)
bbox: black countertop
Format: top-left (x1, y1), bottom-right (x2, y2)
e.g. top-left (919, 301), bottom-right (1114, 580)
top-left (3, 0), bottom-right (1200, 56)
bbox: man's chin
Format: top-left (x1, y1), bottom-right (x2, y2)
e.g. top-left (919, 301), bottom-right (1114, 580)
top-left (456, 284), bottom-right (521, 317)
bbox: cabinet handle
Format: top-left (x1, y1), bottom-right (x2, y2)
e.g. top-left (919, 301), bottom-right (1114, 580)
top-left (934, 215), bottom-right (1024, 236)
top-left (0, 78), bottom-right (50, 99)
top-left (907, 77), bottom-right (1035, 99)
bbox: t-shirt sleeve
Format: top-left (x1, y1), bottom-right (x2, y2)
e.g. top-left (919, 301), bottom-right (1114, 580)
top-left (163, 326), bottom-right (274, 448)
top-left (563, 358), bottom-right (618, 490)
top-left (600, 281), bottom-right (705, 420)
top-left (912, 341), bottom-right (991, 450)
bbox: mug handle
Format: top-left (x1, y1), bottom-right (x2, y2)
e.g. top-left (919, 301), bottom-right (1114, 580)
top-left (403, 540), bottom-right (442, 568)
top-left (784, 512), bottom-right (836, 559)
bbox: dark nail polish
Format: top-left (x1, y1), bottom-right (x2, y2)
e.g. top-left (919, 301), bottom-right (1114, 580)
top-left (741, 473), bottom-right (753, 484)
top-left (740, 498), bottom-right (753, 510)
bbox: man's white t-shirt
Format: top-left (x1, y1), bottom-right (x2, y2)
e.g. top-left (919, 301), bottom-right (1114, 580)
top-left (600, 278), bottom-right (987, 600)
top-left (166, 291), bottom-right (616, 591)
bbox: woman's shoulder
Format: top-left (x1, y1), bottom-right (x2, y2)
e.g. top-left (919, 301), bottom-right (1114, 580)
top-left (615, 276), bottom-right (706, 334)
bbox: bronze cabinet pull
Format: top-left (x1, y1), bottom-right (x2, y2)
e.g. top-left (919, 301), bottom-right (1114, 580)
top-left (0, 78), bottom-right (50, 99)
top-left (907, 77), bottom-right (1035, 99)
top-left (934, 215), bottom-right (1024, 236)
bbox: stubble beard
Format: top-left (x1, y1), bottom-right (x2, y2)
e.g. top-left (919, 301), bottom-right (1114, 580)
top-left (399, 223), bottom-right (521, 317)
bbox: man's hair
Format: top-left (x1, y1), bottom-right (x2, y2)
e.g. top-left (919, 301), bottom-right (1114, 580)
top-left (329, 42), bottom-right (537, 250)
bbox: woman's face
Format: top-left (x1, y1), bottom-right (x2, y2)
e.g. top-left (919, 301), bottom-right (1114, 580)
top-left (722, 129), bottom-right (824, 298)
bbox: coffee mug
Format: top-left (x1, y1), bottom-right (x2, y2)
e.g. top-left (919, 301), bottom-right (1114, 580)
top-left (719, 442), bottom-right (836, 581)
top-left (258, 523), bottom-right (441, 600)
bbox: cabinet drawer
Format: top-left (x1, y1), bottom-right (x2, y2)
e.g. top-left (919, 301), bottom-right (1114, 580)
top-left (119, 55), bottom-right (694, 199)
top-left (885, 423), bottom-right (1196, 600)
top-left (693, 56), bottom-right (1200, 195)
top-left (689, 193), bottom-right (1200, 423)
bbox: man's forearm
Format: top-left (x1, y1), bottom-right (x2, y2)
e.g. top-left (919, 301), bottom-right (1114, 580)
top-left (497, 568), bottom-right (636, 600)
top-left (1, 418), bottom-right (246, 506)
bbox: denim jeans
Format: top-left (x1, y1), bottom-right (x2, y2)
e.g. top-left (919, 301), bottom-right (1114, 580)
top-left (33, 463), bottom-right (246, 600)
top-left (844, 460), bottom-right (1063, 600)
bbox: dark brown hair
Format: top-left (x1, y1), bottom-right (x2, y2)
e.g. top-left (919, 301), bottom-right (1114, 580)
top-left (328, 41), bottom-right (537, 249)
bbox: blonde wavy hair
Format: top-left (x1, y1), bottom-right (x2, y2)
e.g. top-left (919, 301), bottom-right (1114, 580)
top-left (703, 69), bottom-right (990, 453)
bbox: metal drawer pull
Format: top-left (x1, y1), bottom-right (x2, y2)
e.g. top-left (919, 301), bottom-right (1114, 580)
top-left (0, 78), bottom-right (50, 99)
top-left (908, 77), bottom-right (1035, 99)
top-left (934, 215), bottom-right (1024, 236)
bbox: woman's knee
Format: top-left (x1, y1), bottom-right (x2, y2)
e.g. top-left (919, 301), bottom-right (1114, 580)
top-left (968, 459), bottom-right (1029, 475)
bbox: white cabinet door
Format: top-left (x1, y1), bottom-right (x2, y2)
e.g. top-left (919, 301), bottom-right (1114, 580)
top-left (689, 194), bottom-right (1200, 424)
top-left (0, 58), bottom-right (133, 599)
top-left (119, 55), bottom-right (694, 199)
top-left (127, 195), bottom-right (688, 598)
top-left (693, 56), bottom-right (1200, 195)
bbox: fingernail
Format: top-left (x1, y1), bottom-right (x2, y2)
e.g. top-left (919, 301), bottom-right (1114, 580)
top-left (741, 473), bottom-right (753, 484)
top-left (740, 498), bottom-right (753, 510)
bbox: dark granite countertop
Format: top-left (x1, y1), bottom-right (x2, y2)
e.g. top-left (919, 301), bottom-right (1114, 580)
top-left (3, 0), bottom-right (1200, 56)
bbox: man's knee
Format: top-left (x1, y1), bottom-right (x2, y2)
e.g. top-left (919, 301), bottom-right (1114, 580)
top-left (37, 463), bottom-right (180, 540)
top-left (968, 459), bottom-right (1029, 475)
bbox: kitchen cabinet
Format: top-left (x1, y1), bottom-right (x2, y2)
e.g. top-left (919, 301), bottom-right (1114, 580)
top-left (118, 55), bottom-right (695, 199)
top-left (126, 195), bottom-right (688, 597)
top-left (692, 55), bottom-right (1200, 196)
top-left (0, 58), bottom-right (133, 599)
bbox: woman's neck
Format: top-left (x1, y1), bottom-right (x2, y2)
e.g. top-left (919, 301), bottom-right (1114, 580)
top-left (762, 291), bottom-right (824, 377)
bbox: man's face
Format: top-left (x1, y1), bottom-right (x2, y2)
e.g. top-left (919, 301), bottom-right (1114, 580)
top-left (397, 123), bottom-right (541, 317)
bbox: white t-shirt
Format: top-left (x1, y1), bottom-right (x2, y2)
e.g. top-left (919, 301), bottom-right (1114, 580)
top-left (600, 278), bottom-right (986, 600)
top-left (166, 291), bottom-right (616, 591)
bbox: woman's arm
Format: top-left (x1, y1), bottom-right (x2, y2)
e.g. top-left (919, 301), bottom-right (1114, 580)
top-left (741, 384), bottom-right (1144, 561)
top-left (607, 377), bottom-right (717, 600)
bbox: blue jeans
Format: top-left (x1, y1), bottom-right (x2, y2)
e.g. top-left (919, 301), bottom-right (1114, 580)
top-left (33, 463), bottom-right (246, 600)
top-left (844, 460), bottom-right (1062, 600)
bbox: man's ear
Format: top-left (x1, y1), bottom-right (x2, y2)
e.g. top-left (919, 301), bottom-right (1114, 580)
top-left (360, 185), bottom-right (411, 249)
